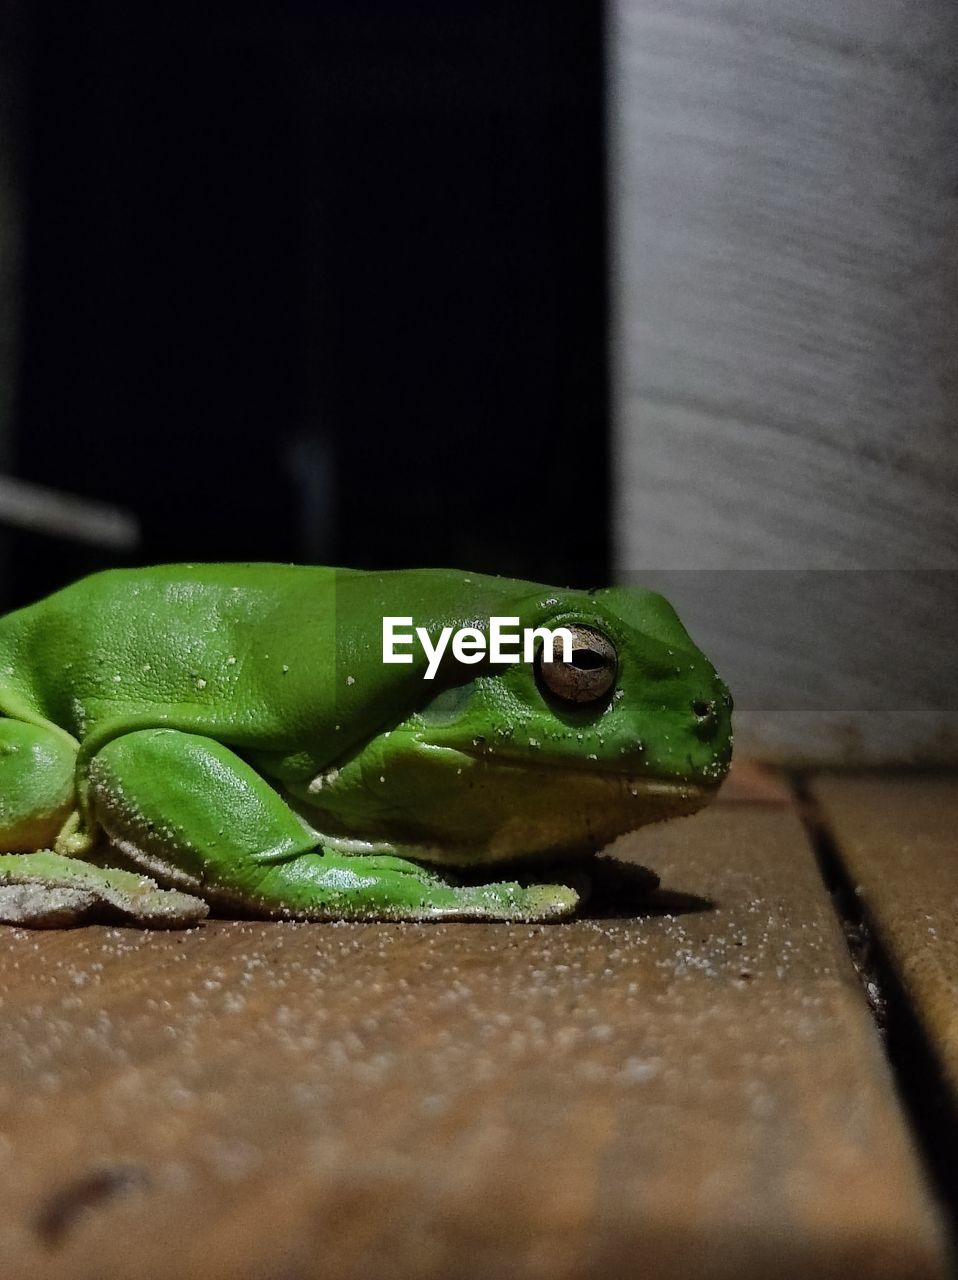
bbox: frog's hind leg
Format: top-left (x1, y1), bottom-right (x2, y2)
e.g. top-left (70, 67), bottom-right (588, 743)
top-left (0, 851), bottom-right (208, 927)
top-left (88, 728), bottom-right (581, 922)
top-left (0, 718), bottom-right (206, 927)
top-left (0, 718), bottom-right (77, 852)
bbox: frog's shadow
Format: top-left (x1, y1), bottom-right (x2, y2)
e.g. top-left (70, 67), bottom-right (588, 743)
top-left (581, 886), bottom-right (716, 922)
top-left (451, 859), bottom-right (714, 923)
top-left (500, 857), bottom-right (716, 923)
top-left (573, 857), bottom-right (716, 922)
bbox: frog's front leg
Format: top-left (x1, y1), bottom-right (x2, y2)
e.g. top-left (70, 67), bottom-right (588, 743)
top-left (88, 729), bottom-right (580, 922)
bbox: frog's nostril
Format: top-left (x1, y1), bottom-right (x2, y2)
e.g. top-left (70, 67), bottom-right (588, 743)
top-left (692, 698), bottom-right (719, 740)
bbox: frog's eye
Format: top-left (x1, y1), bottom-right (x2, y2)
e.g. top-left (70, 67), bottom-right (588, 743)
top-left (536, 625), bottom-right (618, 705)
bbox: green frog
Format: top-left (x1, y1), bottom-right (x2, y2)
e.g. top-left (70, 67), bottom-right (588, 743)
top-left (0, 565), bottom-right (731, 926)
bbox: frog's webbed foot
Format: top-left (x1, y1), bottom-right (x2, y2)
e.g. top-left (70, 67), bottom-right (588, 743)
top-left (447, 880), bottom-right (581, 922)
top-left (221, 851), bottom-right (581, 923)
top-left (402, 861), bottom-right (583, 922)
top-left (0, 852), bottom-right (208, 928)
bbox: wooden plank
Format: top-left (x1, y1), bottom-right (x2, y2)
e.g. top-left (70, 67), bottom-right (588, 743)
top-left (608, 0), bottom-right (958, 763)
top-left (811, 775), bottom-right (958, 1100)
top-left (715, 758), bottom-right (794, 804)
top-left (0, 806), bottom-right (948, 1280)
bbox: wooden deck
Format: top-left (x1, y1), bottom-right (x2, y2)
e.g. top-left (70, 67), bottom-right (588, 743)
top-left (0, 771), bottom-right (955, 1279)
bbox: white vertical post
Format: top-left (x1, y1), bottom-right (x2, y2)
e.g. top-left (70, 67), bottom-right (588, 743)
top-left (609, 1), bottom-right (958, 763)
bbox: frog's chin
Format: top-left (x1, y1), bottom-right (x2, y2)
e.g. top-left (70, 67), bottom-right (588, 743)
top-left (304, 749), bottom-right (722, 869)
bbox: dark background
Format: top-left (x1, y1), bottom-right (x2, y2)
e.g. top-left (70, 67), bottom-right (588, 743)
top-left (9, 0), bottom-right (608, 608)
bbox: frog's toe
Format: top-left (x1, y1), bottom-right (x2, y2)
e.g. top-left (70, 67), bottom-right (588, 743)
top-left (516, 882), bottom-right (581, 921)
top-left (448, 879), bottom-right (581, 922)
top-left (0, 882), bottom-right (100, 928)
top-left (0, 852), bottom-right (208, 929)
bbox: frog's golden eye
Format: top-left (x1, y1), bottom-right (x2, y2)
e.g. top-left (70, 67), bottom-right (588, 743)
top-left (536, 625), bottom-right (618, 705)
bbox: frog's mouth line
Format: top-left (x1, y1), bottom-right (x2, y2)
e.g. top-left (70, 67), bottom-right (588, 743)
top-left (415, 743), bottom-right (724, 802)
top-left (307, 744), bottom-right (725, 805)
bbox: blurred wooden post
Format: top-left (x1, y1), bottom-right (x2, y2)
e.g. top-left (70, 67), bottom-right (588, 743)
top-left (609, 1), bottom-right (958, 763)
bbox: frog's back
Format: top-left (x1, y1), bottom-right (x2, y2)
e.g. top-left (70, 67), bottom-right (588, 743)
top-left (0, 563), bottom-right (343, 744)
